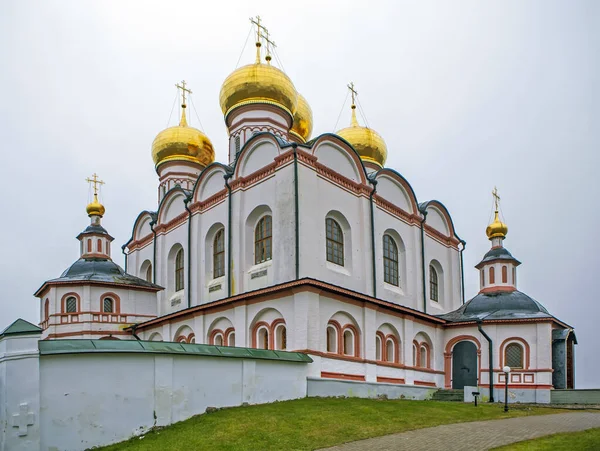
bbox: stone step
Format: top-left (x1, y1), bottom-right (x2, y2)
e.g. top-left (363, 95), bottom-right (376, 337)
top-left (431, 389), bottom-right (464, 402)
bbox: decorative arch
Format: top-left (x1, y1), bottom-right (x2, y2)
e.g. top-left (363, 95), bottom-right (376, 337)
top-left (127, 210), bottom-right (157, 247)
top-left (325, 311), bottom-right (361, 358)
top-left (309, 134), bottom-right (368, 185)
top-left (207, 316), bottom-right (235, 346)
top-left (373, 169), bottom-right (420, 215)
top-left (419, 200), bottom-right (462, 243)
top-left (413, 332), bottom-right (434, 369)
top-left (250, 308), bottom-right (287, 350)
top-left (173, 325), bottom-right (194, 343)
top-left (100, 292), bottom-right (121, 314)
top-left (157, 189), bottom-right (188, 225)
top-left (140, 259), bottom-right (153, 283)
top-left (61, 292), bottom-right (81, 314)
top-left (192, 163), bottom-right (229, 203)
top-left (499, 337), bottom-right (531, 370)
top-left (376, 323), bottom-right (401, 364)
top-left (233, 133), bottom-right (283, 179)
top-left (148, 332), bottom-right (163, 342)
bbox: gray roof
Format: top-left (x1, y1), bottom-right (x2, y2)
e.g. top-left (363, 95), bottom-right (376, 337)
top-left (475, 246), bottom-right (521, 268)
top-left (1, 318), bottom-right (41, 338)
top-left (35, 257), bottom-right (163, 294)
top-left (438, 289), bottom-right (554, 322)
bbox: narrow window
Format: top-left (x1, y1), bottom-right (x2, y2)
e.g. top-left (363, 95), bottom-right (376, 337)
top-left (512, 267), bottom-right (516, 285)
top-left (258, 327), bottom-right (269, 350)
top-left (175, 249), bottom-right (184, 291)
top-left (213, 229), bottom-right (225, 278)
top-left (376, 335), bottom-right (382, 360)
top-left (276, 325), bottom-right (287, 350)
top-left (227, 331), bottom-right (235, 347)
top-left (97, 239), bottom-right (102, 253)
top-left (235, 135), bottom-right (241, 154)
top-left (87, 239), bottom-right (92, 253)
top-left (254, 216), bottom-right (273, 264)
top-left (146, 264), bottom-right (153, 283)
top-left (383, 234), bottom-right (399, 286)
top-left (420, 345), bottom-right (428, 368)
top-left (65, 296), bottom-right (77, 313)
top-left (429, 265), bottom-right (439, 301)
top-left (413, 343), bottom-right (418, 366)
top-left (214, 334), bottom-right (223, 346)
top-left (505, 343), bottom-right (524, 369)
top-left (44, 299), bottom-right (49, 320)
top-left (386, 339), bottom-right (395, 363)
top-left (489, 266), bottom-right (495, 284)
top-left (102, 297), bottom-right (114, 313)
top-left (326, 218), bottom-right (344, 266)
top-left (481, 269), bottom-right (485, 287)
top-left (502, 265), bottom-right (508, 283)
top-left (343, 329), bottom-right (354, 356)
top-left (327, 326), bottom-right (337, 353)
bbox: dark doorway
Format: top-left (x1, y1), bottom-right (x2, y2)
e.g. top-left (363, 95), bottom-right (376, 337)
top-left (566, 335), bottom-right (575, 389)
top-left (452, 341), bottom-right (478, 389)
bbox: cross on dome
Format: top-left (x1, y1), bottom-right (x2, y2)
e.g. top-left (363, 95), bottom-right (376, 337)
top-left (175, 80), bottom-right (192, 126)
top-left (85, 173), bottom-right (105, 218)
top-left (85, 173), bottom-right (104, 196)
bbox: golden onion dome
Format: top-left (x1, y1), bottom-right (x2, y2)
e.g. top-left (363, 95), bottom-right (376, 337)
top-left (290, 93), bottom-right (313, 142)
top-left (337, 105), bottom-right (387, 168)
top-left (486, 211), bottom-right (508, 239)
top-left (151, 108), bottom-right (215, 169)
top-left (219, 59), bottom-right (298, 120)
top-left (86, 194), bottom-right (105, 217)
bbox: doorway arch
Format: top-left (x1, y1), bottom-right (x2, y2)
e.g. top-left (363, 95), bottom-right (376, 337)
top-left (452, 341), bottom-right (478, 389)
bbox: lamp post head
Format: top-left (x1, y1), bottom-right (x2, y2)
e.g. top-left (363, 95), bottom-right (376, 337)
top-left (503, 365), bottom-right (511, 374)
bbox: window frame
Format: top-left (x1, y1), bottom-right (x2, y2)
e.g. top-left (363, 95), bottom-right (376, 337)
top-left (145, 263), bottom-right (153, 283)
top-left (65, 296), bottom-right (77, 313)
top-left (213, 229), bottom-right (225, 278)
top-left (505, 343), bottom-right (524, 369)
top-left (326, 218), bottom-right (344, 266)
top-left (102, 297), bottom-right (114, 313)
top-left (383, 234), bottom-right (399, 286)
top-left (254, 216), bottom-right (273, 264)
top-left (175, 248), bottom-right (184, 291)
top-left (429, 265), bottom-right (439, 301)
top-left (489, 266), bottom-right (495, 284)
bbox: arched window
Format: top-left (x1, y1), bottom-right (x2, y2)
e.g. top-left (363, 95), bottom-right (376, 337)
top-left (175, 248), bottom-right (184, 291)
top-left (412, 343), bottom-right (418, 366)
top-left (383, 234), bottom-right (399, 286)
top-left (489, 266), bottom-right (495, 284)
top-left (213, 229), bottom-right (225, 278)
top-left (513, 267), bottom-right (517, 285)
top-left (420, 344), bottom-right (429, 368)
top-left (326, 325), bottom-right (337, 353)
top-left (386, 339), bottom-right (395, 363)
top-left (227, 330), bottom-right (235, 347)
top-left (502, 266), bottom-right (508, 283)
top-left (326, 218), bottom-right (344, 266)
top-left (87, 239), bottom-right (92, 253)
top-left (97, 239), bottom-right (102, 253)
top-left (257, 327), bottom-right (269, 350)
top-left (102, 297), bottom-right (114, 313)
top-left (275, 324), bottom-right (287, 350)
top-left (480, 269), bottom-right (485, 287)
top-left (214, 333), bottom-right (224, 346)
top-left (146, 263), bottom-right (153, 283)
top-left (255, 216), bottom-right (272, 264)
top-left (505, 343), bottom-right (524, 369)
top-left (235, 135), bottom-right (241, 154)
top-left (44, 299), bottom-right (49, 320)
top-left (376, 335), bottom-right (382, 360)
top-left (65, 296), bottom-right (77, 313)
top-left (189, 334), bottom-right (196, 344)
top-left (343, 329), bottom-right (354, 356)
top-left (429, 265), bottom-right (439, 301)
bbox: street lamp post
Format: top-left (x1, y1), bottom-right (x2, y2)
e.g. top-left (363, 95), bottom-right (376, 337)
top-left (503, 365), bottom-right (511, 412)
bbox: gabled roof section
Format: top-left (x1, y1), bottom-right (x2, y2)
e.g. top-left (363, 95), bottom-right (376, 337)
top-left (1, 318), bottom-right (41, 338)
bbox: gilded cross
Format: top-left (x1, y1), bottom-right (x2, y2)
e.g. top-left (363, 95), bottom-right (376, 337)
top-left (175, 80), bottom-right (192, 107)
top-left (492, 186), bottom-right (501, 211)
top-left (85, 173), bottom-right (105, 196)
top-left (348, 82), bottom-right (358, 106)
top-left (250, 16), bottom-right (268, 43)
top-left (11, 403), bottom-right (35, 437)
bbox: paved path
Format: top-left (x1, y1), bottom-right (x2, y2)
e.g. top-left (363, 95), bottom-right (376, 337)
top-left (320, 412), bottom-right (600, 451)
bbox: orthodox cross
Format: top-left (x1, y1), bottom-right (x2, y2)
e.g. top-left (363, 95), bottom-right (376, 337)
top-left (175, 80), bottom-right (192, 107)
top-left (492, 186), bottom-right (501, 211)
top-left (250, 16), bottom-right (269, 44)
top-left (85, 173), bottom-right (105, 196)
top-left (348, 82), bottom-right (358, 106)
top-left (11, 403), bottom-right (35, 437)
top-left (261, 29), bottom-right (276, 59)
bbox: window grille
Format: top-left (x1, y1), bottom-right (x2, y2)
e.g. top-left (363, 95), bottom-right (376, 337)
top-left (429, 265), bottom-right (439, 301)
top-left (65, 297), bottom-right (77, 313)
top-left (505, 343), bottom-right (523, 369)
top-left (326, 218), bottom-right (344, 266)
top-left (383, 235), bottom-right (399, 286)
top-left (103, 298), bottom-right (114, 313)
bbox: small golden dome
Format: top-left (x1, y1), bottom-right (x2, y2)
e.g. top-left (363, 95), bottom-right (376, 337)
top-left (486, 211), bottom-right (508, 239)
top-left (86, 194), bottom-right (105, 217)
top-left (151, 109), bottom-right (215, 169)
top-left (337, 106), bottom-right (387, 168)
top-left (290, 93), bottom-right (313, 142)
top-left (219, 61), bottom-right (298, 120)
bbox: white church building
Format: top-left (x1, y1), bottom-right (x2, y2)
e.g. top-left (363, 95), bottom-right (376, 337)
top-left (1, 20), bottom-right (577, 451)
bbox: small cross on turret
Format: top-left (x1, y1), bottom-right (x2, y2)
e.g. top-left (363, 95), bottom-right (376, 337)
top-left (86, 173), bottom-right (104, 196)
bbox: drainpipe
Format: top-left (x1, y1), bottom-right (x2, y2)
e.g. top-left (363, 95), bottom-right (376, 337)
top-left (459, 240), bottom-right (466, 305)
top-left (184, 196), bottom-right (193, 309)
top-left (224, 173), bottom-right (233, 297)
top-left (131, 324), bottom-right (141, 341)
top-left (368, 179), bottom-right (378, 298)
top-left (292, 144), bottom-right (300, 279)
top-left (420, 211), bottom-right (428, 313)
top-left (121, 245), bottom-right (127, 272)
top-left (477, 321), bottom-right (494, 402)
top-left (150, 220), bottom-right (157, 283)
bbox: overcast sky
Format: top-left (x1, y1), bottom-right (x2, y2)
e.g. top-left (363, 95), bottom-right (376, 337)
top-left (0, 1), bottom-right (597, 387)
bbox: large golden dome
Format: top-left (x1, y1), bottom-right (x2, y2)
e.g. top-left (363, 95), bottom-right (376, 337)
top-left (151, 109), bottom-right (215, 169)
top-left (337, 106), bottom-right (387, 168)
top-left (290, 93), bottom-right (313, 142)
top-left (219, 61), bottom-right (298, 120)
top-left (486, 211), bottom-right (508, 239)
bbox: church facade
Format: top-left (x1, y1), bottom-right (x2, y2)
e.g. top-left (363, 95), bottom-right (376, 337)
top-left (32, 22), bottom-right (576, 400)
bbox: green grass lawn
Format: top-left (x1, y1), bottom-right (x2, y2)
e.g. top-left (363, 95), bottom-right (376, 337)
top-left (96, 398), bottom-right (567, 451)
top-left (493, 427), bottom-right (600, 450)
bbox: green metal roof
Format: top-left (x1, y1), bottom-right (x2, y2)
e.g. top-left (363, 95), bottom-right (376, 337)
top-left (0, 319), bottom-right (42, 338)
top-left (38, 339), bottom-right (313, 363)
